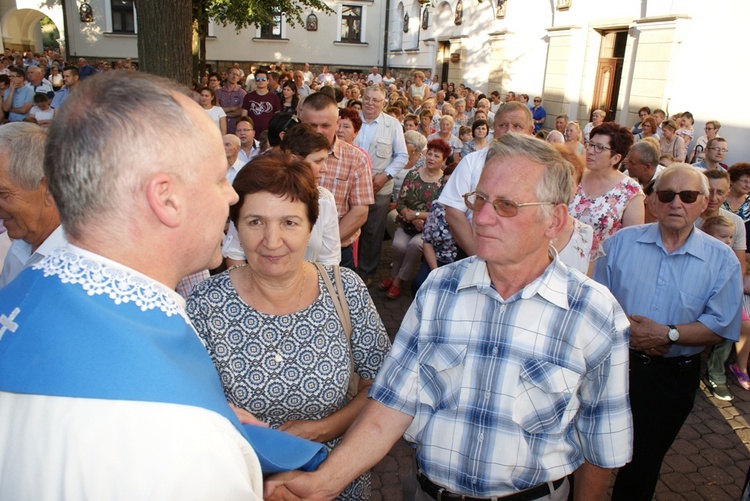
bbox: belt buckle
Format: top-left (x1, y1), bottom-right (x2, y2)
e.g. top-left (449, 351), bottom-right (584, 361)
top-left (633, 350), bottom-right (651, 365)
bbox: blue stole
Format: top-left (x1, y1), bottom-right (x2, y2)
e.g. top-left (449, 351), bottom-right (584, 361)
top-left (0, 256), bottom-right (327, 474)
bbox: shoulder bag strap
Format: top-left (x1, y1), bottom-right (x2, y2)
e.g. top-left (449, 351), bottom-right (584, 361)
top-left (313, 263), bottom-right (358, 399)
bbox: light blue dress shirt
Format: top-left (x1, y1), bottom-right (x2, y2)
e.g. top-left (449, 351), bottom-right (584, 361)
top-left (594, 223), bottom-right (742, 357)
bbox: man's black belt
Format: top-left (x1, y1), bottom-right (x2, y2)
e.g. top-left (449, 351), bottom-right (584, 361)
top-left (630, 349), bottom-right (700, 367)
top-left (416, 470), bottom-right (565, 501)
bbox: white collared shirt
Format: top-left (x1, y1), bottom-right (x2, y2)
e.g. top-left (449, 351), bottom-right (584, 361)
top-left (0, 225), bottom-right (67, 288)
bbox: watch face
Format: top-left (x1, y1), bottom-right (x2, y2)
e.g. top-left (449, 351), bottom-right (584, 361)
top-left (668, 328), bottom-right (679, 342)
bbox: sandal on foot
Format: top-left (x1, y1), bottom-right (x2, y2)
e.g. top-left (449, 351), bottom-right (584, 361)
top-left (386, 284), bottom-right (402, 299)
top-left (378, 277), bottom-right (393, 291)
top-left (729, 363), bottom-right (750, 390)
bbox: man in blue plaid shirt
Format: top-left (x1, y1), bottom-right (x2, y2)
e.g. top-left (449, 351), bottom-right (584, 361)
top-left (266, 133), bottom-right (632, 501)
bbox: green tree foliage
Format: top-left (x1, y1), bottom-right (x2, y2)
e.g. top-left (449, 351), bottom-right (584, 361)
top-left (206, 0), bottom-right (333, 31)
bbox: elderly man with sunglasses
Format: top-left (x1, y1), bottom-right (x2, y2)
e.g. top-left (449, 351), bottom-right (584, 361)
top-left (266, 133), bottom-right (632, 501)
top-left (594, 164), bottom-right (742, 501)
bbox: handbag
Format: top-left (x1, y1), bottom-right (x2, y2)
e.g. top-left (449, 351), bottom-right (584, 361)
top-left (314, 263), bottom-right (360, 400)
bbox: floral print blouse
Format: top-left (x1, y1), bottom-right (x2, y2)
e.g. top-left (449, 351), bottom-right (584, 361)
top-left (568, 176), bottom-right (643, 258)
top-left (723, 196), bottom-right (750, 223)
top-left (422, 202), bottom-right (457, 264)
top-left (396, 169), bottom-right (444, 234)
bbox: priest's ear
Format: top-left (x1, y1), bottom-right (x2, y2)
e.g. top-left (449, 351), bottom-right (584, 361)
top-left (144, 173), bottom-right (181, 228)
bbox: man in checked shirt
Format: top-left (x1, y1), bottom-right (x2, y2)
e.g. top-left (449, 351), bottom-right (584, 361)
top-left (266, 133), bottom-right (632, 501)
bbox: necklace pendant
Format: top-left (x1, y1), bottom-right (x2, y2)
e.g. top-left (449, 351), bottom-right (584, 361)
top-left (274, 351), bottom-right (283, 363)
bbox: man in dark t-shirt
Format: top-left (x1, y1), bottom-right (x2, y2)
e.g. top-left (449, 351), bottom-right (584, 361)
top-left (241, 68), bottom-right (280, 136)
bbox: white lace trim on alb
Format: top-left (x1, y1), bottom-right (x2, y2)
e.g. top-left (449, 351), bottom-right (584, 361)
top-left (33, 248), bottom-right (183, 317)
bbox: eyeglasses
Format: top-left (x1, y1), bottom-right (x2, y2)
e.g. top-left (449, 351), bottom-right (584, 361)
top-left (584, 141), bottom-right (613, 154)
top-left (533, 99), bottom-right (541, 103)
top-left (256, 77), bottom-right (267, 82)
top-left (707, 147), bottom-right (729, 154)
top-left (655, 190), bottom-right (701, 204)
top-left (362, 97), bottom-right (384, 104)
top-left (463, 192), bottom-right (554, 217)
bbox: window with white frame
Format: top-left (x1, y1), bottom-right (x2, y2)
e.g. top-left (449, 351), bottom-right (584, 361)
top-left (111, 0), bottom-right (135, 33)
top-left (260, 12), bottom-right (283, 39)
top-left (341, 6), bottom-right (362, 42)
top-left (337, 3), bottom-right (367, 44)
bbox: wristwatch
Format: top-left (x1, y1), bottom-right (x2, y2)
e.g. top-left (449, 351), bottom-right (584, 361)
top-left (667, 324), bottom-right (680, 344)
top-left (385, 173), bottom-right (393, 180)
top-left (415, 211), bottom-right (421, 218)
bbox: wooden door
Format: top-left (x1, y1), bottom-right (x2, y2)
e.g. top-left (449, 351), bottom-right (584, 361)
top-left (591, 57), bottom-right (623, 122)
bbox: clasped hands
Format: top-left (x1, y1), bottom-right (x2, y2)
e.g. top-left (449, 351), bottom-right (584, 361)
top-left (628, 314), bottom-right (670, 355)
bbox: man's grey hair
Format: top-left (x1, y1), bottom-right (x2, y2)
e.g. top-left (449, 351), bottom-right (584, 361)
top-left (365, 84), bottom-right (385, 96)
top-left (0, 122), bottom-right (47, 190)
top-left (630, 140), bottom-right (659, 168)
top-left (44, 71), bottom-right (201, 239)
top-left (654, 163), bottom-right (710, 196)
top-left (497, 101), bottom-right (534, 131)
top-left (223, 134), bottom-right (241, 148)
top-left (485, 132), bottom-right (571, 219)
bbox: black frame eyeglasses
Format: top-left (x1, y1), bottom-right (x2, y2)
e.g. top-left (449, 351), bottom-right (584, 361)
top-left (463, 192), bottom-right (554, 217)
top-left (655, 190), bottom-right (701, 204)
top-left (584, 141), bottom-right (613, 154)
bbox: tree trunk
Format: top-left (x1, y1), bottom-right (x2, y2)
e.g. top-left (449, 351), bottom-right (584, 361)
top-left (136, 0), bottom-right (193, 87)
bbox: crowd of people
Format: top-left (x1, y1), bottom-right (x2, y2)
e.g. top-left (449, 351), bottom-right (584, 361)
top-left (0, 55), bottom-right (748, 501)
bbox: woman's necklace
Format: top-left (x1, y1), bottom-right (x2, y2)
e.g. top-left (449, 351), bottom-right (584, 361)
top-left (727, 193), bottom-right (745, 212)
top-left (247, 264), bottom-right (308, 363)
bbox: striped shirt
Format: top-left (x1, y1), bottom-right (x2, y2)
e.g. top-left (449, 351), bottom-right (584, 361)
top-left (370, 256), bottom-right (632, 497)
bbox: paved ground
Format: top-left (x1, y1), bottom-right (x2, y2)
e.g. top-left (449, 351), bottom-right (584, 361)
top-left (365, 245), bottom-right (750, 500)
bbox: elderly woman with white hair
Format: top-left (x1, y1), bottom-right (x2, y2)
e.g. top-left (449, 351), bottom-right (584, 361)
top-left (428, 114), bottom-right (462, 166)
top-left (387, 130), bottom-right (427, 238)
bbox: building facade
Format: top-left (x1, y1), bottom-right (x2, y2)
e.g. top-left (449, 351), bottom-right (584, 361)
top-left (387, 0), bottom-right (750, 165)
top-left (2, 0), bottom-right (750, 162)
top-left (0, 0), bottom-right (387, 70)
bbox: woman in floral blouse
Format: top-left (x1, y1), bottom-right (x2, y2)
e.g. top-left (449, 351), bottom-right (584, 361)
top-left (410, 163), bottom-right (458, 295)
top-left (379, 139), bottom-right (452, 299)
top-left (569, 122), bottom-right (644, 258)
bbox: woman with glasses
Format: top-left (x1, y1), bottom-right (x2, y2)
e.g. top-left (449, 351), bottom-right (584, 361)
top-left (690, 120), bottom-right (721, 164)
top-left (569, 122), bottom-right (644, 259)
top-left (634, 116), bottom-right (658, 142)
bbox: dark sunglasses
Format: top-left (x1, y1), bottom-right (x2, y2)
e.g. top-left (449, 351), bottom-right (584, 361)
top-left (656, 190), bottom-right (701, 204)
